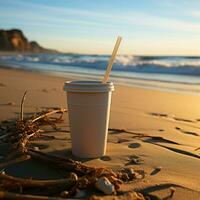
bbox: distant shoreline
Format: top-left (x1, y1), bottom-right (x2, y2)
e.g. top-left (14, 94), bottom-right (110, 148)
top-left (1, 63), bottom-right (200, 96)
top-left (1, 51), bottom-right (200, 58)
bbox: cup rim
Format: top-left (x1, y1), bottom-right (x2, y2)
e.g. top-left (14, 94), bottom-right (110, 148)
top-left (64, 80), bottom-right (114, 93)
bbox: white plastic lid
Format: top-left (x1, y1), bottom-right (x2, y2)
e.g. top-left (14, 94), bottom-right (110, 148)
top-left (64, 81), bottom-right (114, 93)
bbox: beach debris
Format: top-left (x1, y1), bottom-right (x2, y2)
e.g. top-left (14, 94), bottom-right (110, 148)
top-left (0, 155), bottom-right (31, 169)
top-left (0, 92), bottom-right (148, 199)
top-left (0, 172), bottom-right (75, 190)
top-left (150, 166), bottom-right (162, 176)
top-left (128, 143), bottom-right (141, 149)
top-left (95, 177), bottom-right (115, 195)
top-left (60, 190), bottom-right (69, 198)
top-left (170, 186), bottom-right (176, 198)
top-left (0, 91), bottom-right (67, 157)
top-left (70, 172), bottom-right (78, 181)
top-left (129, 157), bottom-right (143, 165)
top-left (125, 168), bottom-right (144, 180)
top-left (33, 146), bottom-right (40, 151)
top-left (126, 155), bottom-right (144, 166)
top-left (195, 147), bottom-right (200, 151)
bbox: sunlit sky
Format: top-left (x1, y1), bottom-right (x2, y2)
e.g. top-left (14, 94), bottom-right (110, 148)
top-left (1, 0), bottom-right (200, 55)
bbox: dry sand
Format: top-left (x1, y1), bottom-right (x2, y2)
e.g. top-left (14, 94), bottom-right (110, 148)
top-left (0, 67), bottom-right (200, 199)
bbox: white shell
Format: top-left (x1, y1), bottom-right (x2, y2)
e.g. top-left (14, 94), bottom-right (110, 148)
top-left (33, 147), bottom-right (40, 151)
top-left (60, 191), bottom-right (69, 198)
top-left (70, 172), bottom-right (78, 181)
top-left (95, 177), bottom-right (115, 195)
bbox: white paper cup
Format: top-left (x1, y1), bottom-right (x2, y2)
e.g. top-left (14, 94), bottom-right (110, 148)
top-left (64, 81), bottom-right (114, 158)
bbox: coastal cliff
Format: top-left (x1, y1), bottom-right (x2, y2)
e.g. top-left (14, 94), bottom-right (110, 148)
top-left (0, 29), bottom-right (57, 53)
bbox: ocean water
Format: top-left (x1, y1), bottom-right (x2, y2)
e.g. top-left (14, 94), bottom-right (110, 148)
top-left (0, 53), bottom-right (200, 95)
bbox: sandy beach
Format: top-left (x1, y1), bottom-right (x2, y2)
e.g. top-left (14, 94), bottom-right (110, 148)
top-left (1, 67), bottom-right (200, 199)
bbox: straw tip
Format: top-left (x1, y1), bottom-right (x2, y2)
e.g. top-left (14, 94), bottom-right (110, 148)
top-left (117, 36), bottom-right (122, 40)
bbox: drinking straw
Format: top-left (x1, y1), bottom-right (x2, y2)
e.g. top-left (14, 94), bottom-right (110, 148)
top-left (102, 36), bottom-right (122, 83)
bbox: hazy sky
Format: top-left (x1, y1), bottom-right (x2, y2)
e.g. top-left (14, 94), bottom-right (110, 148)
top-left (1, 0), bottom-right (200, 55)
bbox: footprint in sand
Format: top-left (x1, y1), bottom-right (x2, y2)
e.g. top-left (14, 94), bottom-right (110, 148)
top-left (150, 166), bottom-right (162, 176)
top-left (149, 112), bottom-right (168, 117)
top-left (100, 155), bottom-right (111, 161)
top-left (0, 83), bottom-right (6, 87)
top-left (175, 127), bottom-right (199, 136)
top-left (173, 117), bottom-right (194, 123)
top-left (128, 143), bottom-right (141, 149)
top-left (117, 138), bottom-right (130, 143)
top-left (42, 89), bottom-right (48, 92)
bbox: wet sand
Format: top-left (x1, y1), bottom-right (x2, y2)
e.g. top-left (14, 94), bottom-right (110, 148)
top-left (0, 67), bottom-right (200, 199)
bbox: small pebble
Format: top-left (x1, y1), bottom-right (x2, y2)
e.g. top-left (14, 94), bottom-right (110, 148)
top-left (95, 177), bottom-right (115, 195)
top-left (60, 191), bottom-right (69, 198)
top-left (33, 147), bottom-right (40, 151)
top-left (7, 102), bottom-right (15, 106)
top-left (100, 155), bottom-right (111, 161)
top-left (150, 166), bottom-right (162, 175)
top-left (70, 172), bottom-right (78, 181)
top-left (0, 169), bottom-right (5, 174)
top-left (128, 143), bottom-right (141, 149)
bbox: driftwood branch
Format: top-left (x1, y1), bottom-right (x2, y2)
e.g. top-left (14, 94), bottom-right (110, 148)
top-left (31, 108), bottom-right (67, 123)
top-left (0, 173), bottom-right (75, 189)
top-left (0, 191), bottom-right (75, 200)
top-left (0, 155), bottom-right (31, 169)
top-left (27, 149), bottom-right (94, 174)
top-left (20, 91), bottom-right (27, 121)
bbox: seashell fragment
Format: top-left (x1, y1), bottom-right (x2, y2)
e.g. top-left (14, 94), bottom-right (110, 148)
top-left (33, 146), bottom-right (40, 151)
top-left (60, 191), bottom-right (69, 198)
top-left (95, 177), bottom-right (115, 195)
top-left (70, 172), bottom-right (78, 181)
